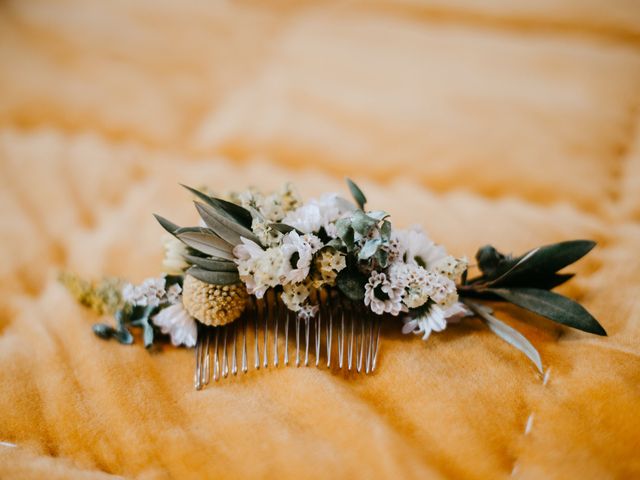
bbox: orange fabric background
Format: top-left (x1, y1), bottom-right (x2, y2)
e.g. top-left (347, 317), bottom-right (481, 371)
top-left (1, 1), bottom-right (639, 478)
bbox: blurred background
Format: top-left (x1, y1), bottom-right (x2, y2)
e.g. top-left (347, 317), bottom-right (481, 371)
top-left (1, 1), bottom-right (640, 478)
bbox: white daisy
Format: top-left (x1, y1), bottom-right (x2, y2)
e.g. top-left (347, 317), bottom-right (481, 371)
top-left (152, 303), bottom-right (198, 347)
top-left (281, 231), bottom-right (322, 284)
top-left (392, 225), bottom-right (447, 268)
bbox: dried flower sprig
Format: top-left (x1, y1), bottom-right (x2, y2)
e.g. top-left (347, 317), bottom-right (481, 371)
top-left (62, 179), bottom-right (605, 376)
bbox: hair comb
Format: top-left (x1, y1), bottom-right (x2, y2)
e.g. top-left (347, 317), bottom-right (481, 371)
top-left (62, 179), bottom-right (606, 390)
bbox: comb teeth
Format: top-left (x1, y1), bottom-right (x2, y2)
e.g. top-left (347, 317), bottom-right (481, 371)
top-left (194, 290), bottom-right (382, 389)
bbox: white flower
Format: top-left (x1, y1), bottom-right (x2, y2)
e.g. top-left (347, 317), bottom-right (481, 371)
top-left (364, 271), bottom-right (405, 316)
top-left (122, 277), bottom-right (167, 307)
top-left (161, 234), bottom-right (189, 275)
top-left (401, 302), bottom-right (471, 341)
top-left (392, 225), bottom-right (447, 268)
top-left (281, 281), bottom-right (311, 312)
top-left (166, 283), bottom-right (182, 304)
top-left (298, 304), bottom-right (319, 321)
top-left (281, 231), bottom-right (322, 284)
top-left (152, 303), bottom-right (197, 347)
top-left (233, 237), bottom-right (290, 298)
top-left (282, 193), bottom-right (355, 237)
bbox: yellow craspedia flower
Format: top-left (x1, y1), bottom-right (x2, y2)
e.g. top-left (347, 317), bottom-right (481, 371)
top-left (181, 275), bottom-right (248, 326)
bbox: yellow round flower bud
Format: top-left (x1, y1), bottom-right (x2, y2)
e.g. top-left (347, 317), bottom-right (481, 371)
top-left (182, 275), bottom-right (248, 326)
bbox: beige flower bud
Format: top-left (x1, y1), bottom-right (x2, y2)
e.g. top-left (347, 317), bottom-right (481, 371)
top-left (182, 275), bottom-right (248, 326)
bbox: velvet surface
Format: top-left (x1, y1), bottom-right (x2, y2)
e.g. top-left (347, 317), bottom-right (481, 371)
top-left (1, 1), bottom-right (639, 478)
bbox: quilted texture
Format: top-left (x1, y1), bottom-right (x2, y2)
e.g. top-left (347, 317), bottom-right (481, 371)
top-left (1, 1), bottom-right (640, 478)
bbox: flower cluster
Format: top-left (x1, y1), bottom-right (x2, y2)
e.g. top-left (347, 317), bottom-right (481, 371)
top-left (230, 183), bottom-right (469, 339)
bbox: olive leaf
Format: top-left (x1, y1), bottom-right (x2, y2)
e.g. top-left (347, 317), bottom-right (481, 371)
top-left (488, 287), bottom-right (606, 336)
top-left (464, 300), bottom-right (543, 373)
top-left (177, 231), bottom-right (235, 260)
top-left (153, 214), bottom-right (181, 235)
top-left (184, 254), bottom-right (238, 272)
top-left (346, 178), bottom-right (367, 210)
top-left (476, 240), bottom-right (596, 289)
top-left (270, 223), bottom-right (302, 235)
top-left (194, 202), bottom-right (260, 245)
top-left (181, 184), bottom-right (252, 228)
top-left (187, 266), bottom-right (240, 285)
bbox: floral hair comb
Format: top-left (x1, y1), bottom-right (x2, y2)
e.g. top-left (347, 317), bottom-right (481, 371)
top-left (62, 179), bottom-right (605, 389)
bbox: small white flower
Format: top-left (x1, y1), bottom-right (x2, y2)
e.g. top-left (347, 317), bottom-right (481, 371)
top-left (364, 271), bottom-right (405, 316)
top-left (281, 281), bottom-right (311, 312)
top-left (166, 283), bottom-right (182, 304)
top-left (233, 237), bottom-right (291, 298)
top-left (401, 302), bottom-right (471, 341)
top-left (283, 193), bottom-right (355, 236)
top-left (281, 231), bottom-right (322, 284)
top-left (152, 303), bottom-right (197, 347)
top-left (298, 304), bottom-right (319, 321)
top-left (161, 234), bottom-right (189, 275)
top-left (122, 277), bottom-right (167, 307)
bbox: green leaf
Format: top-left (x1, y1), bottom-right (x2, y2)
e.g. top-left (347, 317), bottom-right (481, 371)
top-left (184, 255), bottom-right (238, 272)
top-left (482, 240), bottom-right (596, 288)
top-left (92, 323), bottom-right (116, 340)
top-left (336, 268), bottom-right (366, 301)
top-left (380, 220), bottom-right (392, 242)
top-left (346, 178), bottom-right (367, 210)
top-left (464, 300), bottom-right (543, 373)
top-left (177, 231), bottom-right (235, 260)
top-left (375, 248), bottom-right (389, 268)
top-left (194, 201), bottom-right (259, 246)
top-left (367, 210), bottom-right (389, 221)
top-left (181, 184), bottom-right (253, 228)
top-left (153, 214), bottom-right (181, 235)
top-left (335, 218), bottom-right (355, 251)
top-left (489, 287), bottom-right (606, 335)
top-left (187, 266), bottom-right (240, 285)
top-left (270, 223), bottom-right (305, 235)
top-left (359, 238), bottom-right (382, 261)
top-left (142, 320), bottom-right (154, 348)
top-left (351, 210), bottom-right (377, 236)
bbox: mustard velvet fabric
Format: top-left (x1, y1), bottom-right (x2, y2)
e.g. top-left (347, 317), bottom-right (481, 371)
top-left (1, 1), bottom-right (639, 478)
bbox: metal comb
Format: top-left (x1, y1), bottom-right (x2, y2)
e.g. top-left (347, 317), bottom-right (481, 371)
top-left (194, 289), bottom-right (382, 389)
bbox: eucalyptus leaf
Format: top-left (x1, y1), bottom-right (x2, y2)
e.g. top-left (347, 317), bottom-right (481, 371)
top-left (489, 287), bottom-right (606, 336)
top-left (181, 184), bottom-right (252, 228)
top-left (367, 210), bottom-right (389, 221)
top-left (92, 323), bottom-right (116, 340)
top-left (464, 300), bottom-right (543, 373)
top-left (346, 178), bottom-right (367, 210)
top-left (187, 266), bottom-right (240, 285)
top-left (177, 231), bottom-right (235, 260)
top-left (375, 248), bottom-right (389, 268)
top-left (359, 238), bottom-right (382, 261)
top-left (184, 254), bottom-right (238, 272)
top-left (194, 201), bottom-right (260, 246)
top-left (351, 210), bottom-right (377, 236)
top-left (336, 268), bottom-right (366, 301)
top-left (142, 320), bottom-right (154, 349)
top-left (380, 220), bottom-right (392, 242)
